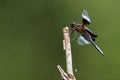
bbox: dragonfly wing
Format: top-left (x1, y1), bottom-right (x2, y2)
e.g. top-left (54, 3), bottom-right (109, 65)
top-left (85, 26), bottom-right (98, 37)
top-left (82, 9), bottom-right (91, 25)
top-left (77, 36), bottom-right (90, 45)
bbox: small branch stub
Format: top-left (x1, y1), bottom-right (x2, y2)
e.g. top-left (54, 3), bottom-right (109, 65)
top-left (57, 27), bottom-right (76, 80)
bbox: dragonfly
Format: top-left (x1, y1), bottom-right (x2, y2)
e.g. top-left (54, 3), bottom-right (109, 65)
top-left (70, 9), bottom-right (104, 56)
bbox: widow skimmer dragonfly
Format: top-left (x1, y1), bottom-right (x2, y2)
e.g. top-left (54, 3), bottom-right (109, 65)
top-left (70, 9), bottom-right (104, 56)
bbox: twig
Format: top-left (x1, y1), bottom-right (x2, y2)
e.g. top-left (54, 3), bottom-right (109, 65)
top-left (57, 27), bottom-right (76, 80)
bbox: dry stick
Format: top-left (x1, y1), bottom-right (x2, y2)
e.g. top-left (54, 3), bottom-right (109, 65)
top-left (57, 27), bottom-right (76, 80)
top-left (63, 27), bottom-right (73, 75)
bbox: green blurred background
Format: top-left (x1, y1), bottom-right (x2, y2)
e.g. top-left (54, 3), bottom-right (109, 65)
top-left (0, 0), bottom-right (120, 80)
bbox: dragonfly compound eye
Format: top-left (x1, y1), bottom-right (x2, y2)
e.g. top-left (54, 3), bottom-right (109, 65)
top-left (70, 22), bottom-right (76, 28)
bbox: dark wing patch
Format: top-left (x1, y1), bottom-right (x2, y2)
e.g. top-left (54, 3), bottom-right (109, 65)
top-left (82, 9), bottom-right (91, 25)
top-left (85, 27), bottom-right (97, 37)
top-left (85, 27), bottom-right (98, 41)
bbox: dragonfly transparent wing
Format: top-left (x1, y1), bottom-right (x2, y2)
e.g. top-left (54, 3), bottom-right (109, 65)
top-left (77, 36), bottom-right (90, 45)
top-left (82, 9), bottom-right (91, 24)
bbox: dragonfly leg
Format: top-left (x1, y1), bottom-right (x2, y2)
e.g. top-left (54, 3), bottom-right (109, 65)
top-left (69, 28), bottom-right (74, 35)
top-left (70, 31), bottom-right (78, 41)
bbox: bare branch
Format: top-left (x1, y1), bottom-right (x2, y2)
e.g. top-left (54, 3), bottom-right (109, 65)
top-left (63, 27), bottom-right (73, 75)
top-left (57, 27), bottom-right (76, 80)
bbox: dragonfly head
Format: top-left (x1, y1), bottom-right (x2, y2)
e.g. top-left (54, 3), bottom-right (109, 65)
top-left (70, 22), bottom-right (76, 28)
